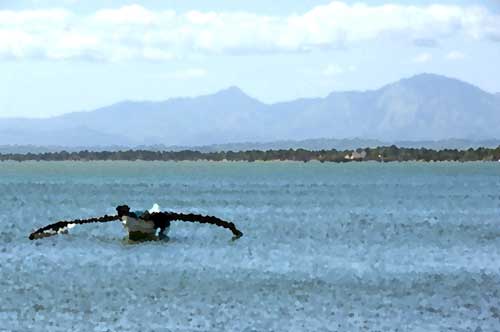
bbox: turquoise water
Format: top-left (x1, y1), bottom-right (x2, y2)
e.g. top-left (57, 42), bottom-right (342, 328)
top-left (1, 161), bottom-right (499, 331)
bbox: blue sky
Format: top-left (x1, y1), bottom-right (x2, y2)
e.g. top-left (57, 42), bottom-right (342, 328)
top-left (1, 0), bottom-right (499, 118)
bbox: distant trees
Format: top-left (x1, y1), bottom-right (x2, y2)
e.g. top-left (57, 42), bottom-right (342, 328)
top-left (0, 146), bottom-right (499, 162)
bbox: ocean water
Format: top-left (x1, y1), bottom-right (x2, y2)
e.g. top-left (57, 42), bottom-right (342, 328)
top-left (0, 161), bottom-right (499, 331)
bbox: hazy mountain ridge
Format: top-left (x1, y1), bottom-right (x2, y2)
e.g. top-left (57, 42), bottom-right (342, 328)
top-left (1, 74), bottom-right (499, 146)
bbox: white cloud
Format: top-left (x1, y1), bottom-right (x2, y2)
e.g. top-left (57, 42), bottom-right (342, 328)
top-left (413, 38), bottom-right (438, 48)
top-left (177, 68), bottom-right (207, 79)
top-left (323, 64), bottom-right (356, 76)
top-left (93, 5), bottom-right (156, 25)
top-left (413, 52), bottom-right (432, 63)
top-left (142, 48), bottom-right (174, 61)
top-left (0, 2), bottom-right (499, 61)
top-left (446, 50), bottom-right (465, 60)
top-left (162, 68), bottom-right (207, 80)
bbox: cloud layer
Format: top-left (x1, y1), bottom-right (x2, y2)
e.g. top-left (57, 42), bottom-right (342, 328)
top-left (0, 2), bottom-right (499, 61)
top-left (413, 52), bottom-right (432, 63)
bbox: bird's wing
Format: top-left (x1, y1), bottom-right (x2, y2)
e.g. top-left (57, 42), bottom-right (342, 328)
top-left (29, 214), bottom-right (120, 240)
top-left (150, 212), bottom-right (243, 239)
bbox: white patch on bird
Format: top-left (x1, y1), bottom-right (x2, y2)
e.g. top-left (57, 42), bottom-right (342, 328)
top-left (67, 223), bottom-right (76, 229)
top-left (149, 203), bottom-right (160, 213)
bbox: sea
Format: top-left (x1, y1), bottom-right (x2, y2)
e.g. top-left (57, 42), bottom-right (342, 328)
top-left (0, 161), bottom-right (499, 332)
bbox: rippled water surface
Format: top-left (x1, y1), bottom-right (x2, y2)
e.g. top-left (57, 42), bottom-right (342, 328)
top-left (1, 161), bottom-right (499, 331)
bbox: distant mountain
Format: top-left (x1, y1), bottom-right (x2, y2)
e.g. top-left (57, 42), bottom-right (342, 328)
top-left (1, 74), bottom-right (499, 146)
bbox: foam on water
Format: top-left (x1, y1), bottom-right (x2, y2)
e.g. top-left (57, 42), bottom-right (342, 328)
top-left (0, 161), bottom-right (499, 331)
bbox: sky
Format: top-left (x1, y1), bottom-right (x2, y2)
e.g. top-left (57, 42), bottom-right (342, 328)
top-left (1, 0), bottom-right (499, 118)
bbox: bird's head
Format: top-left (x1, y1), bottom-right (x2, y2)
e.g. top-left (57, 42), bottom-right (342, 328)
top-left (116, 205), bottom-right (131, 218)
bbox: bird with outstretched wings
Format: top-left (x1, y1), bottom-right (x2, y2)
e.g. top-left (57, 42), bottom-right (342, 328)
top-left (29, 205), bottom-right (243, 241)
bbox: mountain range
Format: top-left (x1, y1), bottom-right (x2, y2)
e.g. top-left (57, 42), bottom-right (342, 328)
top-left (1, 73), bottom-right (499, 147)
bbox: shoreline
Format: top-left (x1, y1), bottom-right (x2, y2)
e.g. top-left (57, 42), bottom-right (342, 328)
top-left (1, 146), bottom-right (499, 163)
top-left (1, 159), bottom-right (499, 164)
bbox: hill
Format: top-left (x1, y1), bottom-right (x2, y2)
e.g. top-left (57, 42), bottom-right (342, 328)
top-left (0, 74), bottom-right (498, 146)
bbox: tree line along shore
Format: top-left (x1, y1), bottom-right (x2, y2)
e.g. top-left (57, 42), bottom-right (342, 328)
top-left (1, 146), bottom-right (500, 162)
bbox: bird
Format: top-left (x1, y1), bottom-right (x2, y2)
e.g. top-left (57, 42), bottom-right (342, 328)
top-left (29, 204), bottom-right (243, 242)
